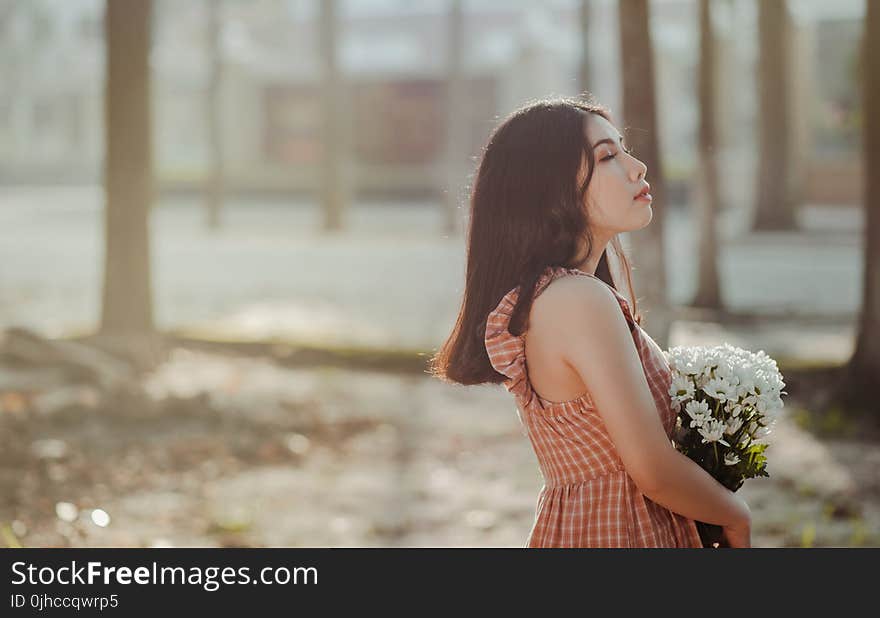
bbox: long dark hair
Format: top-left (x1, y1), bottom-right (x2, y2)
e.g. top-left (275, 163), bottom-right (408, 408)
top-left (429, 96), bottom-right (643, 387)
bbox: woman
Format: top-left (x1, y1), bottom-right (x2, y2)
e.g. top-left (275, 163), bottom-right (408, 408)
top-left (429, 97), bottom-right (751, 548)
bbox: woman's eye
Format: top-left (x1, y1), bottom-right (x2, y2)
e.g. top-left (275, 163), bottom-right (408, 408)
top-left (601, 143), bottom-right (633, 161)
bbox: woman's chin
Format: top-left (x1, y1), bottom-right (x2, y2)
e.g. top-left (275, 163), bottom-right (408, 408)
top-left (632, 203), bottom-right (653, 229)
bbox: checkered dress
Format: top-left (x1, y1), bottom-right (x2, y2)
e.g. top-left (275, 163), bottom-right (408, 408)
top-left (485, 265), bottom-right (703, 548)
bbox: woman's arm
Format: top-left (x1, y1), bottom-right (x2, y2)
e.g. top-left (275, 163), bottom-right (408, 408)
top-left (536, 277), bottom-right (749, 528)
top-left (636, 445), bottom-right (751, 527)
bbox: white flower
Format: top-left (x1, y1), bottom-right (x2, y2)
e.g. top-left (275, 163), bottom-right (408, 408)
top-left (666, 343), bottom-right (786, 439)
top-left (725, 401), bottom-right (744, 417)
top-left (754, 425), bottom-right (772, 440)
top-left (669, 373), bottom-right (695, 402)
top-left (725, 416), bottom-right (744, 435)
top-left (714, 358), bottom-right (742, 386)
top-left (723, 452), bottom-right (740, 466)
top-left (703, 376), bottom-right (738, 402)
top-left (697, 419), bottom-right (731, 446)
top-left (755, 392), bottom-right (779, 415)
top-left (735, 374), bottom-right (757, 398)
top-left (685, 400), bottom-right (711, 428)
top-left (668, 346), bottom-right (709, 376)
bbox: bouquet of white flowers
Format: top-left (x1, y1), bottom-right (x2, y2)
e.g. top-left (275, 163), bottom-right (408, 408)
top-left (665, 343), bottom-right (787, 548)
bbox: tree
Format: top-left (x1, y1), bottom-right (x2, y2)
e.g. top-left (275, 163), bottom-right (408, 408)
top-left (319, 0), bottom-right (346, 232)
top-left (847, 0), bottom-right (880, 393)
top-left (442, 0), bottom-right (465, 236)
top-left (752, 0), bottom-right (797, 231)
top-left (691, 0), bottom-right (723, 309)
top-left (204, 0), bottom-right (225, 230)
top-left (578, 0), bottom-right (592, 95)
top-left (617, 0), bottom-right (671, 347)
top-left (100, 0), bottom-right (155, 337)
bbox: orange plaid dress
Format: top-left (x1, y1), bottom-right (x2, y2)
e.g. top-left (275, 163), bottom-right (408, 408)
top-left (484, 265), bottom-right (703, 548)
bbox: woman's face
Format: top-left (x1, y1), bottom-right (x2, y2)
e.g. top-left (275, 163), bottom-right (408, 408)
top-left (578, 113), bottom-right (653, 235)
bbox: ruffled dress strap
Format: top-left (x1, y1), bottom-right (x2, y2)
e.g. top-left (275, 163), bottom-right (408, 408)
top-left (483, 265), bottom-right (635, 413)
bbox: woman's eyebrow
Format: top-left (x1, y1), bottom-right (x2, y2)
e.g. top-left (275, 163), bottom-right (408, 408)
top-left (592, 135), bottom-right (626, 150)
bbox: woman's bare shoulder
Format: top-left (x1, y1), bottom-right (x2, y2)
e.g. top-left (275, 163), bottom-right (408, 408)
top-left (530, 273), bottom-right (626, 344)
top-left (534, 273), bottom-right (621, 317)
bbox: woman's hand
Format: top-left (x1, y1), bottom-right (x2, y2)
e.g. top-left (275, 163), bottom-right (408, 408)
top-left (721, 497), bottom-right (752, 548)
top-left (721, 520), bottom-right (751, 547)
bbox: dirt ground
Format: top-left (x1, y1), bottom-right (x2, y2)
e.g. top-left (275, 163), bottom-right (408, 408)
top-left (1, 346), bottom-right (878, 548)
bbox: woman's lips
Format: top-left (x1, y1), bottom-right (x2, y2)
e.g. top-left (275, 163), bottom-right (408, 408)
top-left (634, 182), bottom-right (652, 201)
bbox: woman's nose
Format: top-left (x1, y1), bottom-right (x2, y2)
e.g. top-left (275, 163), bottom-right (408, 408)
top-left (630, 161), bottom-right (646, 181)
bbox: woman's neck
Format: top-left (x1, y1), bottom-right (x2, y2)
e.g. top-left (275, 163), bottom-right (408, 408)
top-left (572, 238), bottom-right (611, 276)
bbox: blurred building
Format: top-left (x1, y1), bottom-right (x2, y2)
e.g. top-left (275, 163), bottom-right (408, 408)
top-left (0, 0), bottom-right (866, 204)
top-left (0, 0), bottom-right (103, 182)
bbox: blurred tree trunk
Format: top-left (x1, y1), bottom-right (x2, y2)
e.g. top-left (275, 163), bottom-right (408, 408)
top-left (204, 0), bottom-right (224, 230)
top-left (618, 0), bottom-right (671, 348)
top-left (2, 2), bottom-right (38, 157)
top-left (691, 0), bottom-right (723, 309)
top-left (442, 0), bottom-right (465, 236)
top-left (848, 0), bottom-right (880, 392)
top-left (752, 0), bottom-right (797, 231)
top-left (101, 0), bottom-right (155, 337)
top-left (320, 0), bottom-right (346, 232)
top-left (0, 3), bottom-right (15, 28)
top-left (578, 0), bottom-right (592, 95)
